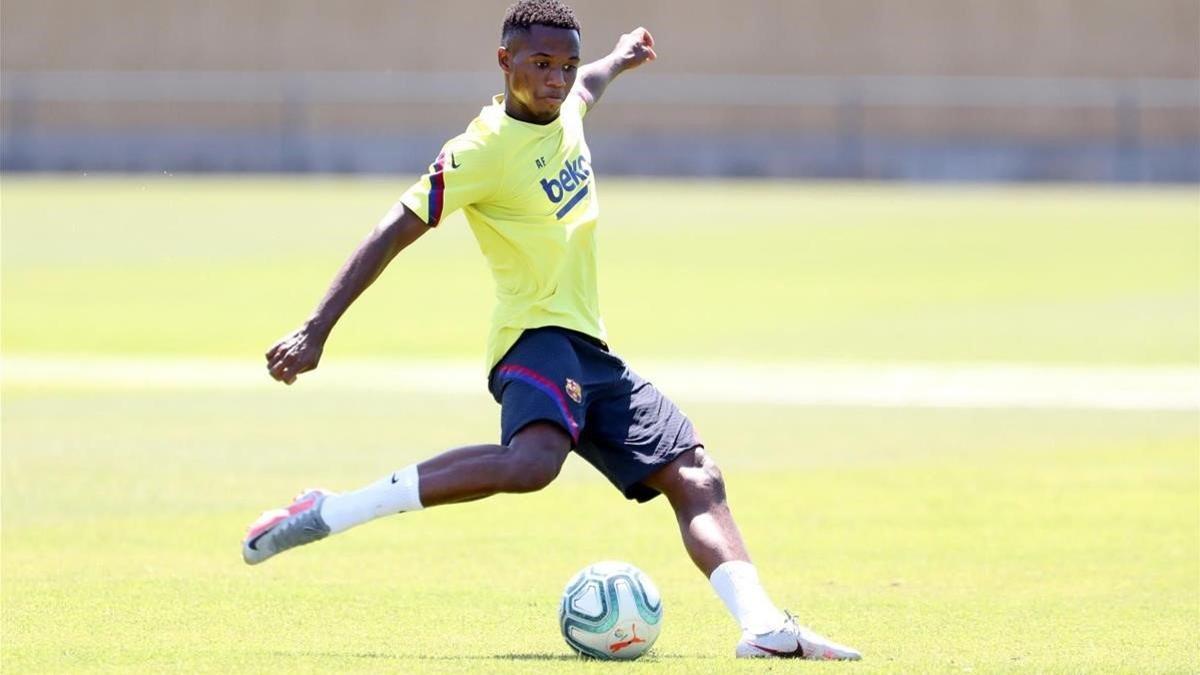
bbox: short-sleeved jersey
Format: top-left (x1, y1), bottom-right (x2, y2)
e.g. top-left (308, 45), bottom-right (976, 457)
top-left (400, 91), bottom-right (603, 371)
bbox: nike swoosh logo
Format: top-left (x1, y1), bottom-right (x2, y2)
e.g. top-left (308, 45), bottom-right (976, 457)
top-left (451, 154), bottom-right (461, 169)
top-left (750, 642), bottom-right (805, 658)
top-left (390, 472), bottom-right (399, 483)
top-left (246, 526), bottom-right (276, 551)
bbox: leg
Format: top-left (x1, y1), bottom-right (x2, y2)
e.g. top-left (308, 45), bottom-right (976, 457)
top-left (244, 328), bottom-right (584, 565)
top-left (242, 422), bottom-right (570, 565)
top-left (417, 422), bottom-right (571, 505)
top-left (315, 327), bottom-right (584, 528)
top-left (643, 446), bottom-right (861, 660)
top-left (643, 447), bottom-right (789, 636)
top-left (641, 446), bottom-right (748, 576)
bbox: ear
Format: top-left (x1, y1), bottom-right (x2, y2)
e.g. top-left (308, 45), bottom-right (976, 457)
top-left (497, 46), bottom-right (511, 74)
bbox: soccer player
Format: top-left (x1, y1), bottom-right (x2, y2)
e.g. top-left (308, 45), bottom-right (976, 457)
top-left (243, 0), bottom-right (860, 661)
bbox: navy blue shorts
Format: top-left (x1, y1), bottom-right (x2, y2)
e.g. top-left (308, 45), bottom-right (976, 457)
top-left (487, 327), bottom-right (702, 503)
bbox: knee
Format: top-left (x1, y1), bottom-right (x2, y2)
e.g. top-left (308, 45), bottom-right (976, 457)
top-left (690, 448), bottom-right (728, 502)
top-left (502, 447), bottom-right (563, 493)
top-left (671, 448), bottom-right (727, 505)
top-left (502, 424), bottom-right (570, 493)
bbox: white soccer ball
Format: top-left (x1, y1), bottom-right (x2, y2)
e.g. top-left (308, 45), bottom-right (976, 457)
top-left (558, 560), bottom-right (663, 660)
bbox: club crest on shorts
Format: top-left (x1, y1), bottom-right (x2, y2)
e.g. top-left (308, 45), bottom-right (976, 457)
top-left (565, 378), bottom-right (583, 403)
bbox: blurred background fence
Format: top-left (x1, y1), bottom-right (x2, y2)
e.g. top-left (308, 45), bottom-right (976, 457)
top-left (2, 0), bottom-right (1198, 181)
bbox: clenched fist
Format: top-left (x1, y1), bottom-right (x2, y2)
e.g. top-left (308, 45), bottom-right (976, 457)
top-left (614, 27), bottom-right (656, 71)
top-left (265, 325), bottom-right (326, 385)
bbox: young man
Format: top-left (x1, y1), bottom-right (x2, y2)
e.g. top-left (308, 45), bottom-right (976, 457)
top-left (243, 0), bottom-right (860, 661)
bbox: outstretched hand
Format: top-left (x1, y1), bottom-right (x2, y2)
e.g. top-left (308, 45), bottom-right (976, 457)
top-left (614, 27), bottom-right (656, 71)
top-left (265, 325), bottom-right (326, 385)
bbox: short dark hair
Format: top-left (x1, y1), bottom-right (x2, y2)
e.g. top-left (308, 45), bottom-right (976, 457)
top-left (501, 0), bottom-right (580, 46)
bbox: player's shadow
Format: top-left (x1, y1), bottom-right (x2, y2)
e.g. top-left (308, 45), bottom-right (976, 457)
top-left (492, 652), bottom-right (697, 662)
top-left (274, 650), bottom-right (699, 662)
top-left (278, 652), bottom-right (578, 662)
top-left (494, 653), bottom-right (590, 661)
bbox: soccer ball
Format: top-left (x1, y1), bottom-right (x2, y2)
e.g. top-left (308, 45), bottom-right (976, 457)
top-left (558, 560), bottom-right (663, 660)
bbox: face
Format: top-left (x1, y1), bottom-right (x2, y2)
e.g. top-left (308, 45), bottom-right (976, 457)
top-left (498, 24), bottom-right (581, 124)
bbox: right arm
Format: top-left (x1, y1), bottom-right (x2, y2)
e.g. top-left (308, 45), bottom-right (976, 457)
top-left (576, 27), bottom-right (656, 111)
top-left (265, 203), bottom-right (430, 384)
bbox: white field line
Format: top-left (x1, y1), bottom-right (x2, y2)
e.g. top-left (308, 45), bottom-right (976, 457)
top-left (2, 355), bottom-right (1198, 411)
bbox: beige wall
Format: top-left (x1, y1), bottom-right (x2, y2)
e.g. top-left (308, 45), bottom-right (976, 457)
top-left (2, 1), bottom-right (1196, 177)
top-left (4, 0), bottom-right (1198, 77)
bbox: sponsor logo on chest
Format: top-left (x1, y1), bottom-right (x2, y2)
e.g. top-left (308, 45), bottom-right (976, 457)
top-left (539, 154), bottom-right (592, 220)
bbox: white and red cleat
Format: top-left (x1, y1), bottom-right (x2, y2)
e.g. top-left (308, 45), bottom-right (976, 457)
top-left (735, 613), bottom-right (862, 660)
top-left (242, 489), bottom-right (333, 565)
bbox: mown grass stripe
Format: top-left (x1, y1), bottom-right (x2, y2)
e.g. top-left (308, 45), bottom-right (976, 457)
top-left (3, 355), bottom-right (1196, 411)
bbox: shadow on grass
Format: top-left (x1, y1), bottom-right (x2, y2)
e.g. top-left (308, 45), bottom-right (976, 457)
top-left (272, 650), bottom-right (706, 662)
top-left (435, 652), bottom-right (707, 662)
top-left (271, 651), bottom-right (400, 660)
top-left (490, 653), bottom-right (589, 662)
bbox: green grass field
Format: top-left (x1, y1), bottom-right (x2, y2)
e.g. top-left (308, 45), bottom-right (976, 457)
top-left (2, 177), bottom-right (1198, 673)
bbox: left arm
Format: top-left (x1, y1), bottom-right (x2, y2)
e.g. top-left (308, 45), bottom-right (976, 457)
top-left (576, 27), bottom-right (657, 110)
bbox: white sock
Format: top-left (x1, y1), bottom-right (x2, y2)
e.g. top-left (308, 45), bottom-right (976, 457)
top-left (709, 560), bottom-right (788, 635)
top-left (319, 464), bottom-right (424, 534)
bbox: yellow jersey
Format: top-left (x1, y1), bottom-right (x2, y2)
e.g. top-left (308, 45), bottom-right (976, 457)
top-left (400, 90), bottom-right (603, 371)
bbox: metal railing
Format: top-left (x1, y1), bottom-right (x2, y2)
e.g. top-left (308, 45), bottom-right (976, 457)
top-left (2, 71), bottom-right (1198, 180)
top-left (4, 70), bottom-right (1197, 106)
